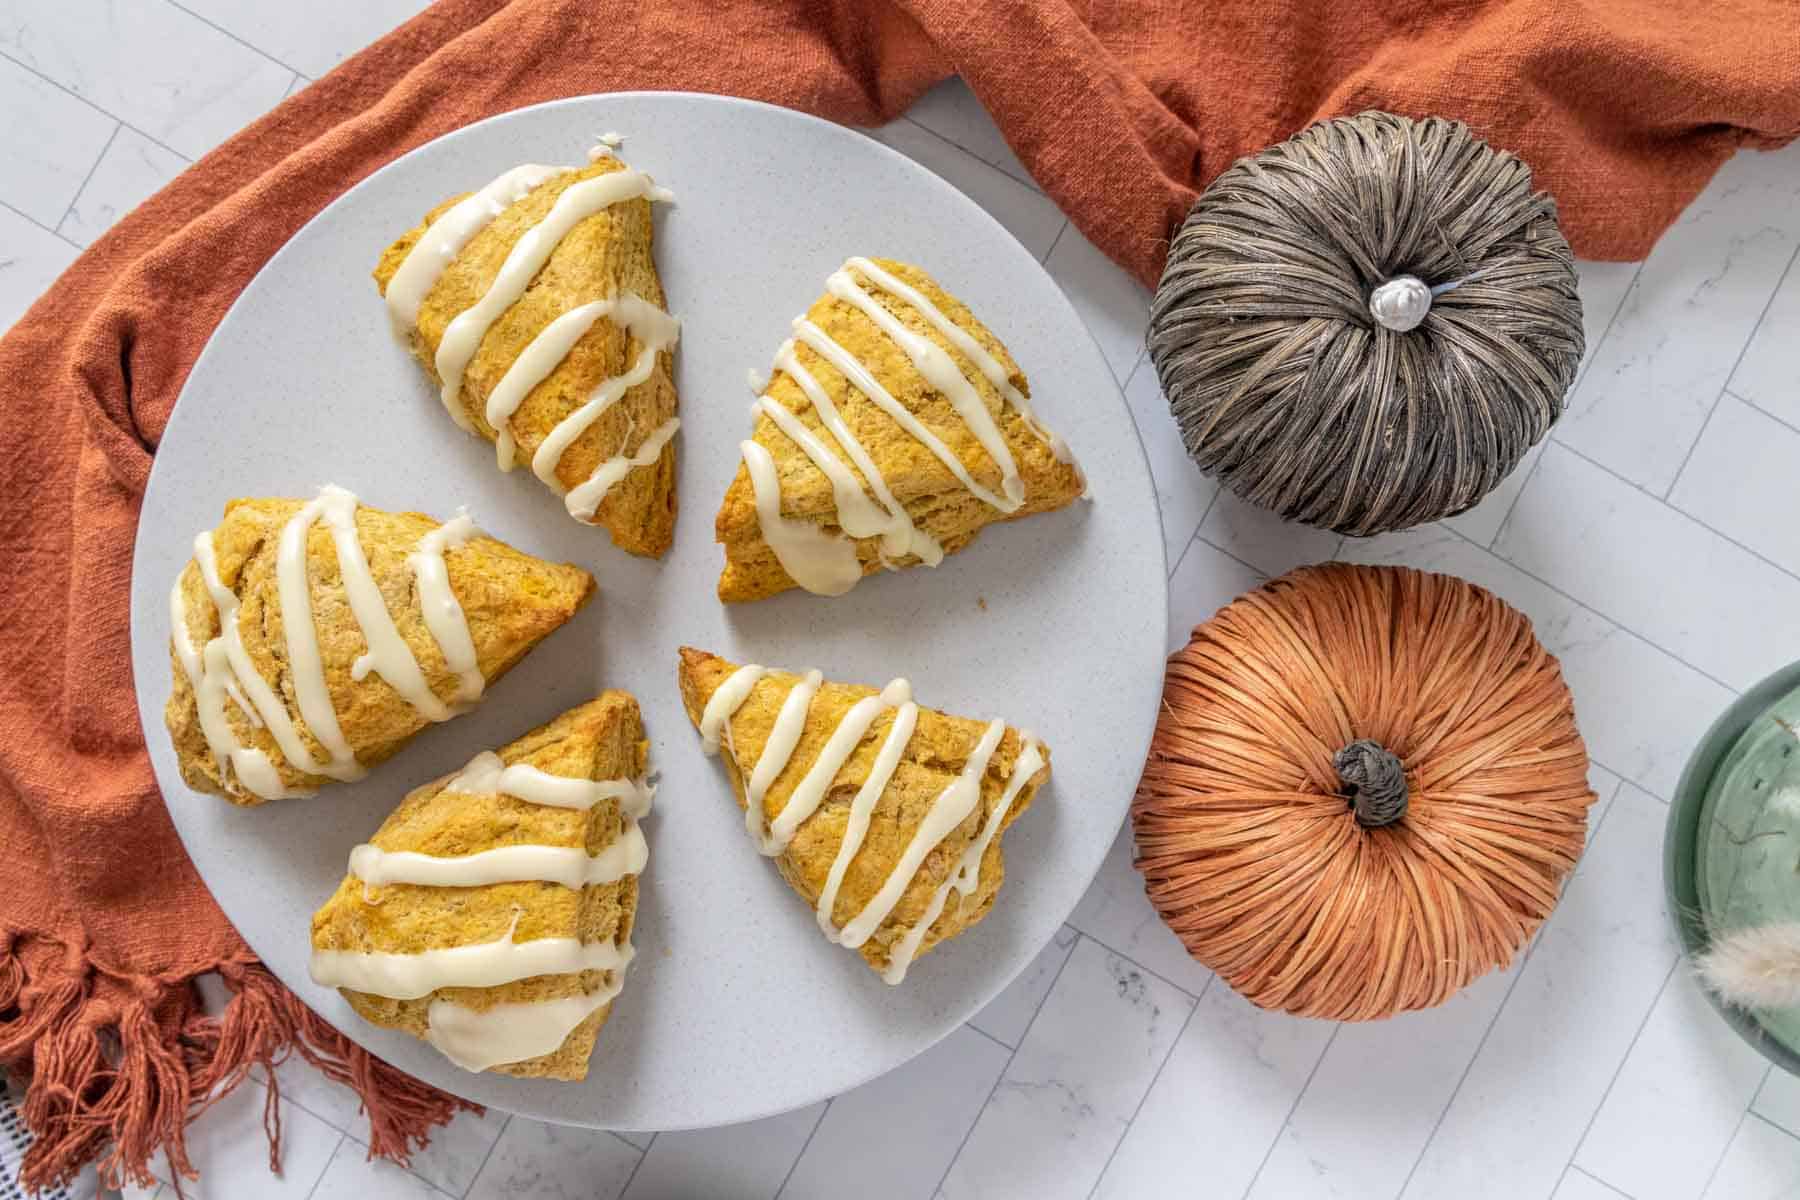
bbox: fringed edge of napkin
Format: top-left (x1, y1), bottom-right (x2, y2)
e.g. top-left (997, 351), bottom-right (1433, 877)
top-left (0, 928), bottom-right (479, 1194)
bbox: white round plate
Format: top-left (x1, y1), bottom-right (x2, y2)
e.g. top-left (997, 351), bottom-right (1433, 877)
top-left (129, 93), bottom-right (1167, 1131)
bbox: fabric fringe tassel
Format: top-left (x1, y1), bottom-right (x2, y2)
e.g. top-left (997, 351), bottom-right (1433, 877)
top-left (0, 931), bottom-right (480, 1194)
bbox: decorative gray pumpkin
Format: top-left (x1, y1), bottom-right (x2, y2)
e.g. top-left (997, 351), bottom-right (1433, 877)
top-left (1148, 111), bottom-right (1585, 537)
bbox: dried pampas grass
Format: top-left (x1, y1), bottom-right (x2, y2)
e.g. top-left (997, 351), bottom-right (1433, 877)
top-left (1698, 923), bottom-right (1800, 1011)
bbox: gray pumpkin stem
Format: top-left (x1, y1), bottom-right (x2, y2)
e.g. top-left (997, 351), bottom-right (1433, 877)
top-left (1335, 739), bottom-right (1408, 827)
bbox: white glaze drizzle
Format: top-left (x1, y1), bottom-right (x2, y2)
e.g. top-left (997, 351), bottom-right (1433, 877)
top-left (760, 339), bottom-right (942, 566)
top-left (566, 416), bottom-right (680, 521)
top-left (741, 439), bottom-right (863, 596)
top-left (792, 318), bottom-right (1015, 512)
top-left (275, 492), bottom-right (370, 778)
top-left (881, 734), bottom-right (1044, 983)
top-left (179, 489), bottom-right (499, 799)
top-left (324, 743), bottom-right (650, 1072)
top-left (445, 751), bottom-right (655, 818)
top-left (193, 643), bottom-right (301, 799)
top-left (169, 578), bottom-right (203, 688)
top-left (301, 486), bottom-right (454, 723)
top-left (843, 257), bottom-right (1076, 469)
top-left (700, 667), bottom-right (1030, 980)
top-left (385, 164), bottom-right (568, 334)
top-left (433, 168), bottom-right (670, 429)
top-left (836, 719), bottom-right (1006, 950)
top-left (407, 512), bottom-right (483, 705)
top-left (310, 918), bottom-right (633, 999)
top-left (531, 296), bottom-right (675, 483)
top-left (816, 684), bottom-right (917, 937)
top-left (826, 266), bottom-right (1024, 508)
top-left (744, 669), bottom-right (823, 851)
top-left (763, 690), bottom-right (889, 853)
top-left (699, 664), bottom-right (769, 754)
top-left (484, 303), bottom-right (604, 468)
top-left (189, 532), bottom-right (321, 798)
top-left (348, 821), bottom-right (647, 892)
top-left (485, 292), bottom-right (679, 478)
top-left (426, 973), bottom-right (626, 1072)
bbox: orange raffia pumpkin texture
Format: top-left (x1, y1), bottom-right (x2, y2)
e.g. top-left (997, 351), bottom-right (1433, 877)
top-left (1132, 562), bottom-right (1595, 1021)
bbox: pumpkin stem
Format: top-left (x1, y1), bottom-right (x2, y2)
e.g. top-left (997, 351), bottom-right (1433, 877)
top-left (1335, 739), bottom-right (1408, 827)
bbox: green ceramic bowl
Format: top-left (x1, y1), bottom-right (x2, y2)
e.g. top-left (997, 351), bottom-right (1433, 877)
top-left (1667, 660), bottom-right (1800, 1077)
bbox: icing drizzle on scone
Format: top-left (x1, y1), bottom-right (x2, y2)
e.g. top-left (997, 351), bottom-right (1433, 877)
top-left (385, 156), bottom-right (680, 524)
top-left (310, 751), bottom-right (652, 1073)
top-left (738, 257), bottom-right (1082, 596)
top-left (171, 486), bottom-right (484, 801)
top-left (700, 663), bottom-right (1044, 984)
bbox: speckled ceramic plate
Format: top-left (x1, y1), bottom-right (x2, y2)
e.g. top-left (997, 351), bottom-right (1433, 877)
top-left (128, 92), bottom-right (1167, 1131)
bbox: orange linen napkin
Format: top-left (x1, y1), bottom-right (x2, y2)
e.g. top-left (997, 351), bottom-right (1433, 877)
top-left (2, 0), bottom-right (1794, 1192)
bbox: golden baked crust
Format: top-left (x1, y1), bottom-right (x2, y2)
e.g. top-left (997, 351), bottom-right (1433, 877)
top-left (373, 158), bottom-right (679, 558)
top-left (310, 692), bottom-right (646, 1080)
top-left (715, 258), bottom-right (1082, 601)
top-left (676, 647), bottom-right (1049, 978)
top-left (165, 497), bottom-right (593, 805)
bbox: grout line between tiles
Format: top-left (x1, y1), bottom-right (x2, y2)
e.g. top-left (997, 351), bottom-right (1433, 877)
top-left (1079, 936), bottom-right (1209, 1004)
top-left (459, 1112), bottom-right (512, 1199)
top-left (607, 1130), bottom-right (644, 1152)
top-left (54, 120), bottom-right (122, 237)
top-left (927, 932), bottom-right (1084, 1197)
top-left (1, 197), bottom-right (84, 251)
top-left (302, 1131), bottom-right (350, 1200)
top-left (617, 1131), bottom-right (657, 1197)
top-left (1040, 218), bottom-right (1070, 266)
top-left (1562, 955), bottom-right (1682, 1183)
top-left (771, 1099), bottom-right (832, 1199)
top-left (1661, 240), bottom-right (1795, 502)
top-left (256, 1061), bottom-right (363, 1142)
top-left (1722, 242), bottom-right (1800, 395)
top-left (1699, 1066), bottom-right (1770, 1197)
top-left (1165, 524), bottom-right (1203, 584)
top-left (1121, 346), bottom-right (1148, 390)
top-left (157, 0), bottom-right (310, 78)
top-left (1084, 974), bottom-right (1214, 1200)
top-left (1569, 1163), bottom-right (1635, 1199)
top-left (1195, 534), bottom-right (1275, 584)
top-left (1238, 1024), bottom-right (1341, 1200)
top-left (1663, 388), bottom-right (1727, 502)
top-left (1485, 258), bottom-right (1643, 551)
top-left (1733, 389), bottom-right (1800, 440)
top-left (1748, 1108), bottom-right (1800, 1148)
top-left (1572, 262), bottom-right (1646, 395)
top-left (1392, 850), bottom-right (1579, 1199)
top-left (1486, 437), bottom-right (1551, 551)
top-left (900, 112), bottom-right (1043, 195)
top-left (1546, 435), bottom-right (1800, 595)
top-left (1452, 520), bottom-right (1745, 701)
top-left (0, 48), bottom-right (198, 169)
top-left (963, 1020), bottom-right (1015, 1053)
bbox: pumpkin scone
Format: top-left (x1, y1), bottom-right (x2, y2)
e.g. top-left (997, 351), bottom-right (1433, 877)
top-left (310, 693), bottom-right (651, 1079)
top-left (374, 152), bottom-right (680, 556)
top-left (716, 257), bottom-right (1083, 601)
top-left (677, 647), bottom-right (1049, 983)
top-left (166, 487), bottom-right (593, 805)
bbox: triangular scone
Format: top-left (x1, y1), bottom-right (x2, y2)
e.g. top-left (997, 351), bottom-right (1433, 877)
top-left (676, 647), bottom-right (1049, 983)
top-left (715, 257), bottom-right (1083, 601)
top-left (165, 487), bottom-right (593, 806)
top-left (374, 155), bottom-right (680, 557)
top-left (310, 694), bottom-right (650, 1080)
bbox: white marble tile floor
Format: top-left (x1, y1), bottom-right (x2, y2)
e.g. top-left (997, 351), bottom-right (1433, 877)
top-left (7, 5), bottom-right (1800, 1198)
